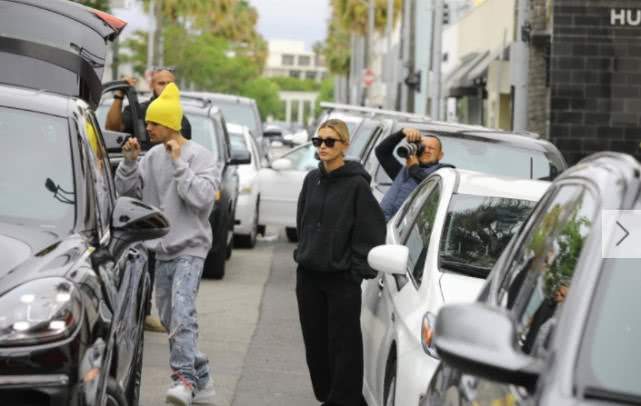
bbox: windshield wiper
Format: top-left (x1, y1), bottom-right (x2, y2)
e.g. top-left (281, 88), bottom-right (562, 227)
top-left (439, 255), bottom-right (490, 278)
top-left (583, 386), bottom-right (641, 405)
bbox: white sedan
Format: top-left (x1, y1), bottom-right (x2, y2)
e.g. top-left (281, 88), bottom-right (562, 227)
top-left (257, 142), bottom-right (317, 242)
top-left (361, 168), bottom-right (549, 406)
top-left (227, 123), bottom-right (262, 248)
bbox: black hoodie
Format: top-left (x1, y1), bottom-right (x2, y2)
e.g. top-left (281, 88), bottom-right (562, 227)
top-left (294, 160), bottom-right (386, 279)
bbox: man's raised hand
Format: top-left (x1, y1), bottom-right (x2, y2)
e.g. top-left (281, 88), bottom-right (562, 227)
top-left (402, 128), bottom-right (423, 143)
top-left (122, 137), bottom-right (141, 161)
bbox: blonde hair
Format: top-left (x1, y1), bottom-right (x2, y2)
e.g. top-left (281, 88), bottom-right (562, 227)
top-left (319, 119), bottom-right (350, 144)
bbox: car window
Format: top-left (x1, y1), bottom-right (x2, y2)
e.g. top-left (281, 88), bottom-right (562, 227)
top-left (498, 185), bottom-right (596, 357)
top-left (229, 132), bottom-right (249, 155)
top-left (185, 114), bottom-right (220, 161)
top-left (215, 101), bottom-right (259, 136)
top-left (396, 180), bottom-right (436, 240)
top-left (81, 112), bottom-right (115, 234)
top-left (0, 106), bottom-right (74, 230)
top-left (577, 258), bottom-right (641, 400)
top-left (403, 184), bottom-right (441, 288)
top-left (438, 136), bottom-right (561, 180)
top-left (439, 194), bottom-right (535, 278)
top-left (347, 120), bottom-right (380, 160)
top-left (282, 144), bottom-right (317, 171)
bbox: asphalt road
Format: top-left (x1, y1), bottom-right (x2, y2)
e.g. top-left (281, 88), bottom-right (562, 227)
top-left (140, 235), bottom-right (318, 406)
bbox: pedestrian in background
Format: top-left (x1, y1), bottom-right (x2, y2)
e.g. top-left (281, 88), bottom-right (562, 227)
top-left (115, 83), bottom-right (219, 406)
top-left (376, 128), bottom-right (453, 220)
top-left (294, 119), bottom-right (386, 406)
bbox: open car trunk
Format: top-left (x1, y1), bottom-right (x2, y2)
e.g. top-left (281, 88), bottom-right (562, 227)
top-left (0, 0), bottom-right (126, 108)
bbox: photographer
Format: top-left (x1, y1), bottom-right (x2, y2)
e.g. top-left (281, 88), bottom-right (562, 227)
top-left (375, 128), bottom-right (452, 220)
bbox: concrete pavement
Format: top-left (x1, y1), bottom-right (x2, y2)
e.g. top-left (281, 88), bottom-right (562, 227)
top-left (140, 238), bottom-right (317, 406)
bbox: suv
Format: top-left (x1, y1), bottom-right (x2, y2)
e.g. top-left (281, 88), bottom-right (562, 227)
top-left (181, 96), bottom-right (248, 279)
top-left (183, 91), bottom-right (266, 159)
top-left (0, 1), bottom-right (168, 405)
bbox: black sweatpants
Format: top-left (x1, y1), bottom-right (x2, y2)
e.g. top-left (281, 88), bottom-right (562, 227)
top-left (296, 268), bottom-right (367, 406)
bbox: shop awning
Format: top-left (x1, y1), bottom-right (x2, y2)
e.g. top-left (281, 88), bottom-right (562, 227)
top-left (445, 47), bottom-right (507, 98)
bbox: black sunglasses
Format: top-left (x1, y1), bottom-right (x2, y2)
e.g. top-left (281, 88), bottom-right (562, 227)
top-left (311, 137), bottom-right (342, 148)
top-left (152, 66), bottom-right (176, 73)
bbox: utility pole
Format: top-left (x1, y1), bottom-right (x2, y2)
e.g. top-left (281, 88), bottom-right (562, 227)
top-left (430, 0), bottom-right (444, 120)
top-left (512, 0), bottom-right (529, 131)
top-left (146, 0), bottom-right (155, 74)
top-left (362, 0), bottom-right (375, 105)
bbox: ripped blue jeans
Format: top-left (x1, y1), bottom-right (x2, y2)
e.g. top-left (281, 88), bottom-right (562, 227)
top-left (155, 256), bottom-right (210, 388)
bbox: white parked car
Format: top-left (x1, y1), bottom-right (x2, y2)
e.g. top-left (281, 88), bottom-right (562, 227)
top-left (227, 123), bottom-right (261, 248)
top-left (361, 168), bottom-right (550, 406)
top-left (257, 142), bottom-right (317, 242)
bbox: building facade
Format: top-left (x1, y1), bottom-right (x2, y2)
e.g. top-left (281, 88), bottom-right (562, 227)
top-left (264, 40), bottom-right (327, 82)
top-left (547, 0), bottom-right (641, 164)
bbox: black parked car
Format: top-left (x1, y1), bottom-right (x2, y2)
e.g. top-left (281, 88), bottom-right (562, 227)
top-left (182, 96), bottom-right (248, 279)
top-left (0, 2), bottom-right (169, 405)
top-left (423, 152), bottom-right (641, 406)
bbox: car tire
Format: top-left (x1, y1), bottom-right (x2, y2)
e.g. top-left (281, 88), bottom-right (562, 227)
top-left (285, 227), bottom-right (298, 243)
top-left (203, 231), bottom-right (226, 279)
top-left (383, 354), bottom-right (397, 406)
top-left (106, 378), bottom-right (128, 406)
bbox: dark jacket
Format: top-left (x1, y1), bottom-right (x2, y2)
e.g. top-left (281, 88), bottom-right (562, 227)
top-left (376, 130), bottom-right (453, 220)
top-left (294, 161), bottom-right (386, 279)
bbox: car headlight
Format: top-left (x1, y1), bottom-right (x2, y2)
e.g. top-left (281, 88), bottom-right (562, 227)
top-left (0, 278), bottom-right (82, 346)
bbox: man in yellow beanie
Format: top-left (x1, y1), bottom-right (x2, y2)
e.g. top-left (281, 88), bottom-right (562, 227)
top-left (115, 83), bottom-right (220, 406)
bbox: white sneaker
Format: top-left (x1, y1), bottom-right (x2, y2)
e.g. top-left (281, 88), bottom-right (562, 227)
top-left (166, 382), bottom-right (193, 406)
top-left (193, 377), bottom-right (216, 404)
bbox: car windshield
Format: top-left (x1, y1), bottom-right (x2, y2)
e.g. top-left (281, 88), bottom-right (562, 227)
top-left (186, 114), bottom-right (219, 160)
top-left (439, 137), bottom-right (561, 180)
top-left (576, 258), bottom-right (641, 401)
top-left (439, 194), bottom-right (535, 277)
top-left (0, 106), bottom-right (74, 229)
top-left (281, 143), bottom-right (317, 171)
top-left (215, 102), bottom-right (259, 135)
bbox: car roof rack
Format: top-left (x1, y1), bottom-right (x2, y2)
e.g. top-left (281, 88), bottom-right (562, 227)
top-left (320, 102), bottom-right (432, 121)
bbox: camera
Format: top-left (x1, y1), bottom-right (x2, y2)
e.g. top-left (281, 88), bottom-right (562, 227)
top-left (396, 141), bottom-right (425, 159)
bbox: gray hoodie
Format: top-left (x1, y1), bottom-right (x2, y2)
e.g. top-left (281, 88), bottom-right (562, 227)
top-left (115, 141), bottom-right (221, 260)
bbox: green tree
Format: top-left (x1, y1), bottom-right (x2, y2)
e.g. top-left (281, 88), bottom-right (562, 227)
top-left (71, 0), bottom-right (110, 12)
top-left (240, 78), bottom-right (283, 121)
top-left (315, 77), bottom-right (335, 115)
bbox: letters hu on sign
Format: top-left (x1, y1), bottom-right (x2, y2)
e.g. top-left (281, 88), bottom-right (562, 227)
top-left (611, 9), bottom-right (641, 26)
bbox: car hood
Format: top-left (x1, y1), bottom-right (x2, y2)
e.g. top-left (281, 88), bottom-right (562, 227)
top-left (0, 222), bottom-right (86, 294)
top-left (438, 272), bottom-right (485, 304)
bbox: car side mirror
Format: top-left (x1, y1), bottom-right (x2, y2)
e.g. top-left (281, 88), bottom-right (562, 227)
top-left (108, 197), bottom-right (169, 258)
top-left (367, 244), bottom-right (409, 275)
top-left (271, 158), bottom-right (292, 171)
top-left (102, 129), bottom-right (130, 154)
top-left (230, 149), bottom-right (251, 165)
top-left (434, 303), bottom-right (543, 392)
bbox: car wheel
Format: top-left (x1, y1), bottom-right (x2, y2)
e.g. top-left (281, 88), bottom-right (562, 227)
top-left (106, 378), bottom-right (128, 406)
top-left (203, 229), bottom-right (226, 279)
top-left (285, 227), bottom-right (298, 243)
top-left (383, 354), bottom-right (397, 406)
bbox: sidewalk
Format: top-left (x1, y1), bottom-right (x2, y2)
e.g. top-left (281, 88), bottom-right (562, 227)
top-left (231, 242), bottom-right (317, 406)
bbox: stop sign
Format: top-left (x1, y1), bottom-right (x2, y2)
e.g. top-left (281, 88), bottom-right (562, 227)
top-left (363, 68), bottom-right (375, 87)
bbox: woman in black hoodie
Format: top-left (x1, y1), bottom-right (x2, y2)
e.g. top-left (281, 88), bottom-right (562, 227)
top-left (295, 119), bottom-right (386, 406)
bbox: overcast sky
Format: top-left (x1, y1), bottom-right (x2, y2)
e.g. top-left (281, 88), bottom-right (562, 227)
top-left (113, 1), bottom-right (329, 50)
top-left (247, 0), bottom-right (329, 49)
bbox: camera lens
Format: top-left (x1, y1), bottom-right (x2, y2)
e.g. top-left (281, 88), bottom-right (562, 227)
top-left (397, 143), bottom-right (417, 158)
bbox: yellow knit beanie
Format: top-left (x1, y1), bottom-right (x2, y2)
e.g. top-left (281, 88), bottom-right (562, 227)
top-left (145, 82), bottom-right (183, 131)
